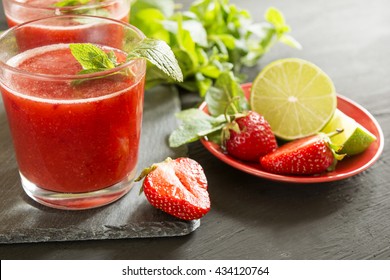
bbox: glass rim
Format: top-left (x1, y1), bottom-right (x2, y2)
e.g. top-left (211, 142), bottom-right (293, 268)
top-left (0, 14), bottom-right (146, 81)
top-left (5, 0), bottom-right (121, 12)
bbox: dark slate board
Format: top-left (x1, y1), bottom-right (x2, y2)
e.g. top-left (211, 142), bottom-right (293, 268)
top-left (0, 85), bottom-right (199, 244)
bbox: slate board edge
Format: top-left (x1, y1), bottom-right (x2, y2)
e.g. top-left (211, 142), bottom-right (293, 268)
top-left (0, 220), bottom-right (200, 244)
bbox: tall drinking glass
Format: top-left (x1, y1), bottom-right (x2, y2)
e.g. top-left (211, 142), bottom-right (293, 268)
top-left (2, 0), bottom-right (131, 27)
top-left (0, 15), bottom-right (146, 210)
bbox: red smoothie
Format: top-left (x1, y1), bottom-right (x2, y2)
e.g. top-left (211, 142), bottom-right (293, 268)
top-left (4, 0), bottom-right (130, 27)
top-left (15, 20), bottom-right (126, 51)
top-left (5, 0), bottom-right (130, 51)
top-left (0, 44), bottom-right (145, 193)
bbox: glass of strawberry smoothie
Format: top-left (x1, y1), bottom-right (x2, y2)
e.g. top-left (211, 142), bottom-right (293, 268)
top-left (3, 0), bottom-right (131, 27)
top-left (0, 15), bottom-right (146, 210)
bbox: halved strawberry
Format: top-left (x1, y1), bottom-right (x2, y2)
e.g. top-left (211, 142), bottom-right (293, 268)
top-left (260, 132), bottom-right (345, 175)
top-left (223, 111), bottom-right (278, 162)
top-left (135, 157), bottom-right (210, 220)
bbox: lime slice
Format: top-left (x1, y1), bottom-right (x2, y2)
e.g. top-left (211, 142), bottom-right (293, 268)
top-left (321, 109), bottom-right (377, 155)
top-left (250, 58), bottom-right (337, 140)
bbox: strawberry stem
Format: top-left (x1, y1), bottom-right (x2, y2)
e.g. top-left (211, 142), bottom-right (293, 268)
top-left (224, 96), bottom-right (241, 122)
top-left (134, 165), bottom-right (157, 182)
top-left (134, 157), bottom-right (173, 182)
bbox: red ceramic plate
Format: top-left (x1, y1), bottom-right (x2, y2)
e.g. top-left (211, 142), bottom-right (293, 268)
top-left (199, 83), bottom-right (384, 183)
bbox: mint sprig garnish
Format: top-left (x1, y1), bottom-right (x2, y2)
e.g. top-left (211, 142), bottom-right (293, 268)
top-left (69, 38), bottom-right (183, 84)
top-left (69, 43), bottom-right (119, 85)
top-left (54, 0), bottom-right (93, 7)
top-left (70, 43), bottom-right (116, 71)
top-left (54, 0), bottom-right (110, 18)
top-left (127, 38), bottom-right (183, 83)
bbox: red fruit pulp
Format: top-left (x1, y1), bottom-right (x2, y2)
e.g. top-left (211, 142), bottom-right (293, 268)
top-left (5, 0), bottom-right (130, 27)
top-left (261, 135), bottom-right (334, 175)
top-left (143, 158), bottom-right (210, 220)
top-left (15, 22), bottom-right (125, 52)
top-left (0, 44), bottom-right (145, 193)
top-left (5, 0), bottom-right (130, 51)
top-left (266, 135), bottom-right (329, 158)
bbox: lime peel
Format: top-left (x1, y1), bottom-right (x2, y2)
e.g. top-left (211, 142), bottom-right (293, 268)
top-left (321, 109), bottom-right (377, 155)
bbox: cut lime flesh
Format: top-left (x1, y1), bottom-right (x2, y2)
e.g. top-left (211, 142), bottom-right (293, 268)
top-left (321, 109), bottom-right (377, 155)
top-left (250, 58), bottom-right (337, 140)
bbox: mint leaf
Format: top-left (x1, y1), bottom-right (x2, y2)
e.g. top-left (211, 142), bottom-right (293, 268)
top-left (107, 50), bottom-right (118, 65)
top-left (169, 108), bottom-right (226, 147)
top-left (54, 0), bottom-right (110, 19)
top-left (54, 0), bottom-right (92, 7)
top-left (264, 7), bottom-right (301, 48)
top-left (69, 43), bottom-right (116, 71)
top-left (175, 14), bottom-right (199, 74)
top-left (127, 38), bottom-right (183, 82)
top-left (131, 9), bottom-right (170, 43)
top-left (168, 72), bottom-right (248, 148)
top-left (195, 72), bottom-right (213, 97)
top-left (169, 120), bottom-right (213, 148)
top-left (69, 43), bottom-right (120, 85)
top-left (69, 40), bottom-right (182, 85)
top-left (265, 7), bottom-right (287, 31)
top-left (163, 19), bottom-right (208, 47)
top-left (176, 108), bottom-right (215, 123)
top-left (279, 34), bottom-right (302, 49)
top-left (131, 0), bottom-right (175, 18)
top-left (205, 71), bottom-right (248, 117)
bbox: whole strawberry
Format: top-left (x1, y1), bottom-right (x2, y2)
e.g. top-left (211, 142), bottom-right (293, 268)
top-left (224, 111), bottom-right (278, 162)
top-left (260, 132), bottom-right (345, 175)
top-left (135, 157), bottom-right (210, 221)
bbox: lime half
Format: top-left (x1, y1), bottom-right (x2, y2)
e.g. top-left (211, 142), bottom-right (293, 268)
top-left (321, 109), bottom-right (377, 155)
top-left (250, 58), bottom-right (337, 140)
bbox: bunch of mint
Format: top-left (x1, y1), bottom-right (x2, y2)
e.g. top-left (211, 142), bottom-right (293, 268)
top-left (131, 0), bottom-right (300, 96)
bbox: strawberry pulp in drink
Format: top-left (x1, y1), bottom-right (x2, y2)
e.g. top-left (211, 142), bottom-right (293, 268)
top-left (4, 0), bottom-right (130, 51)
top-left (0, 44), bottom-right (145, 193)
top-left (4, 0), bottom-right (130, 27)
top-left (14, 19), bottom-right (126, 51)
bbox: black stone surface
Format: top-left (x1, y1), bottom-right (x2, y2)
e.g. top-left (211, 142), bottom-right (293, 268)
top-left (0, 86), bottom-right (198, 244)
top-left (1, 0), bottom-right (390, 260)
